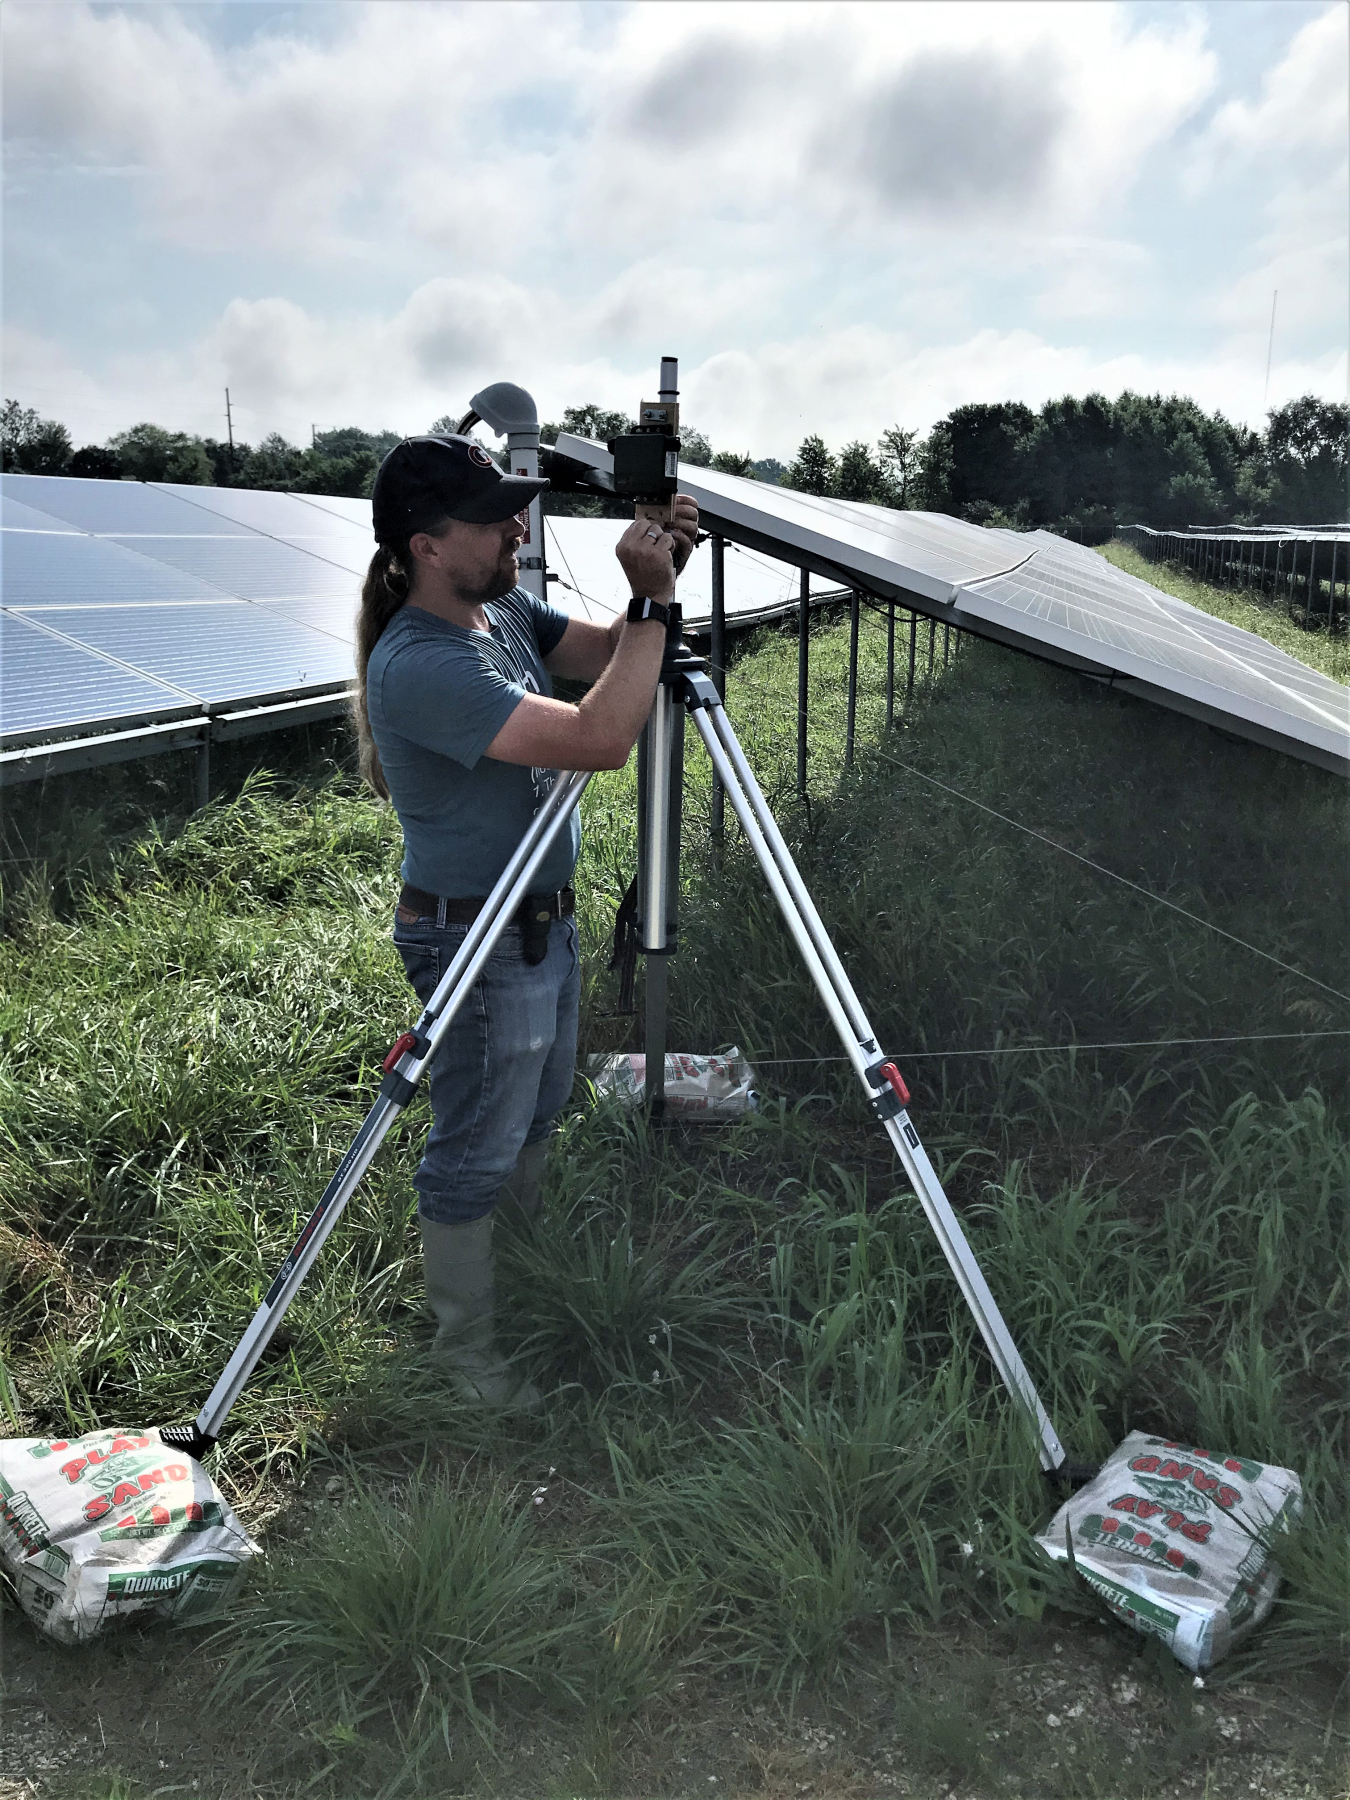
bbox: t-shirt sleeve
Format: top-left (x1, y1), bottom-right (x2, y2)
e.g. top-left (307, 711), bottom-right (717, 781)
top-left (529, 593), bottom-right (571, 659)
top-left (376, 636), bottom-right (524, 770)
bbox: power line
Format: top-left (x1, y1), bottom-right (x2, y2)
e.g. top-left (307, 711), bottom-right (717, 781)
top-left (748, 1030), bottom-right (1350, 1068)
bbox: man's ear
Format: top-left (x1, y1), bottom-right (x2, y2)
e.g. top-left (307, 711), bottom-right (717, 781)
top-left (408, 529), bottom-right (444, 568)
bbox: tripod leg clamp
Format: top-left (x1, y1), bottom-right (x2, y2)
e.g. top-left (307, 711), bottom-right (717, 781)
top-left (865, 1059), bottom-right (910, 1119)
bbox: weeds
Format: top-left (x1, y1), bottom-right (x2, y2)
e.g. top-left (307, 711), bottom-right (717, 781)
top-left (1, 574), bottom-right (1346, 1794)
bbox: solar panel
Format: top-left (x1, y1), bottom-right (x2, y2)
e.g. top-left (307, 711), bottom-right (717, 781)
top-left (156, 483), bottom-right (374, 544)
top-left (105, 534), bottom-right (362, 601)
top-left (3, 473), bottom-right (256, 537)
top-left (35, 602), bottom-right (355, 706)
top-left (255, 597), bottom-right (358, 645)
top-left (2, 494), bottom-right (81, 533)
top-left (1, 529), bottom-right (236, 608)
top-left (552, 438), bottom-right (1350, 776)
top-left (0, 609), bottom-right (192, 739)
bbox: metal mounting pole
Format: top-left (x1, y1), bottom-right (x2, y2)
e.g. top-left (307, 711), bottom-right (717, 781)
top-left (710, 534), bottom-right (727, 845)
top-left (845, 589), bottom-right (860, 769)
top-left (907, 610), bottom-right (917, 704)
top-left (885, 600), bottom-right (895, 731)
top-left (194, 735), bottom-right (211, 810)
top-left (640, 682), bottom-right (681, 1112)
top-left (797, 567), bottom-right (809, 798)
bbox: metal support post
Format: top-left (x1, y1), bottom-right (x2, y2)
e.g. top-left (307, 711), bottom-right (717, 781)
top-left (640, 686), bottom-right (673, 1111)
top-left (885, 600), bottom-right (895, 730)
top-left (194, 735), bottom-right (211, 810)
top-left (927, 618), bottom-right (936, 680)
top-left (943, 623), bottom-right (951, 669)
top-left (710, 534), bottom-right (727, 845)
top-left (1330, 539), bottom-right (1339, 631)
top-left (797, 567), bottom-right (810, 798)
top-left (845, 588), bottom-right (860, 769)
top-left (907, 609), bottom-right (917, 703)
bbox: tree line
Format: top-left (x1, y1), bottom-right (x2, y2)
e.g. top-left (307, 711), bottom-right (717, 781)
top-left (3, 390), bottom-right (1344, 534)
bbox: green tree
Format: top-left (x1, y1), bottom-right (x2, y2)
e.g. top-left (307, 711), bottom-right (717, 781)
top-left (1260, 396), bottom-right (1349, 523)
top-left (877, 427), bottom-right (920, 507)
top-left (540, 404), bottom-right (635, 447)
top-left (710, 451), bottom-right (756, 477)
top-left (1, 400), bottom-right (72, 474)
top-left (836, 440), bottom-right (888, 503)
top-left (106, 422), bottom-right (212, 484)
top-left (784, 434), bottom-right (837, 496)
top-left (239, 432), bottom-right (307, 491)
top-left (678, 427), bottom-right (712, 467)
top-left (68, 444), bottom-right (122, 479)
top-left (752, 457), bottom-right (785, 485)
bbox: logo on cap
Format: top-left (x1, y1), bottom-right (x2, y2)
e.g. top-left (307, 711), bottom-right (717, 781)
top-left (467, 445), bottom-right (494, 468)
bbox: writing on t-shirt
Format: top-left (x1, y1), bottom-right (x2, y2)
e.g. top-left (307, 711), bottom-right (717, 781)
top-left (489, 616), bottom-right (559, 817)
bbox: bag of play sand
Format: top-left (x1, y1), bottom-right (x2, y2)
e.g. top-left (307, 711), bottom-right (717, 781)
top-left (1037, 1430), bottom-right (1302, 1672)
top-left (0, 1426), bottom-right (258, 1645)
top-left (587, 1046), bottom-right (759, 1119)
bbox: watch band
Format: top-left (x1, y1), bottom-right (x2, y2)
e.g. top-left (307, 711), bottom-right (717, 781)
top-left (626, 595), bottom-right (671, 627)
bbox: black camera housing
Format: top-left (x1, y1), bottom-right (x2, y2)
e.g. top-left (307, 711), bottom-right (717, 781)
top-left (608, 430), bottom-right (680, 505)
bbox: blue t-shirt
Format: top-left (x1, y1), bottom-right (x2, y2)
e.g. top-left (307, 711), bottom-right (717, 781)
top-left (367, 588), bottom-right (580, 898)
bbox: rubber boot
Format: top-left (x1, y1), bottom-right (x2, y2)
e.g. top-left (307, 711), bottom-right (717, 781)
top-left (419, 1213), bottom-right (541, 1411)
top-left (494, 1138), bottom-right (550, 1237)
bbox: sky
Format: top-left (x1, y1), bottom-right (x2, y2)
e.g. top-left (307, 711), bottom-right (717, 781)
top-left (3, 1), bottom-right (1347, 461)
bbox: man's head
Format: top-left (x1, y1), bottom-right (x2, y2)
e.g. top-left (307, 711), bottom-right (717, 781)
top-left (371, 434), bottom-right (548, 605)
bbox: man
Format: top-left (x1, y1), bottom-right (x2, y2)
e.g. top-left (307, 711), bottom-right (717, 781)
top-left (353, 433), bottom-right (698, 1408)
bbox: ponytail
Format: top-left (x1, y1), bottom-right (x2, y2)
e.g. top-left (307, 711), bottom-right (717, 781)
top-left (352, 543), bottom-right (410, 800)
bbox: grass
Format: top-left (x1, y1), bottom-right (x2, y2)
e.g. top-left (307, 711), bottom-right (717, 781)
top-left (1, 556), bottom-right (1347, 1797)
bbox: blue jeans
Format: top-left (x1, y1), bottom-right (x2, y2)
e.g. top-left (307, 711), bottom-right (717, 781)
top-left (392, 909), bottom-right (581, 1225)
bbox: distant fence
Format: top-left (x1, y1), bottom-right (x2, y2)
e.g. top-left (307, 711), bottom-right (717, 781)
top-left (1119, 524), bottom-right (1349, 632)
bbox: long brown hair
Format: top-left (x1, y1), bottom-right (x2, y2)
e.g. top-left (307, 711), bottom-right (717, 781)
top-left (353, 542), bottom-right (411, 800)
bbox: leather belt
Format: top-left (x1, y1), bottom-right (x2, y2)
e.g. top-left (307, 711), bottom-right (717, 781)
top-left (398, 882), bottom-right (575, 926)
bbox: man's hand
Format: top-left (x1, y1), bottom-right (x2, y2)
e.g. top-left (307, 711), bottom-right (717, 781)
top-left (667, 494), bottom-right (699, 576)
top-left (616, 516), bottom-right (678, 602)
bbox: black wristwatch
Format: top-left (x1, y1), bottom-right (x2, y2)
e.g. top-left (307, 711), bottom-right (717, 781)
top-left (626, 595), bottom-right (671, 627)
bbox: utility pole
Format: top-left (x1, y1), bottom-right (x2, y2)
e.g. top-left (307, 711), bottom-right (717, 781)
top-left (1263, 291), bottom-right (1278, 412)
top-left (224, 388), bottom-right (235, 475)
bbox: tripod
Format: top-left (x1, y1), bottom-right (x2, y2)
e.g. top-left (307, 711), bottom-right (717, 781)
top-left (163, 626), bottom-right (1067, 1477)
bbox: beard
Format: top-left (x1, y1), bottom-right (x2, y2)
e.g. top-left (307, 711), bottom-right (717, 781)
top-left (458, 549), bottom-right (519, 605)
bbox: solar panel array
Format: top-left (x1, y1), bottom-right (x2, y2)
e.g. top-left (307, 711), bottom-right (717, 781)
top-left (0, 475), bottom-right (849, 757)
top-left (5, 467), bottom-right (1347, 778)
top-left (552, 439), bottom-right (1350, 777)
top-left (1, 474), bottom-right (364, 747)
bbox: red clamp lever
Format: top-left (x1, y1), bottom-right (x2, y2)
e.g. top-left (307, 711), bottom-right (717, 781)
top-left (382, 1031), bottom-right (419, 1073)
top-left (878, 1062), bottom-right (910, 1106)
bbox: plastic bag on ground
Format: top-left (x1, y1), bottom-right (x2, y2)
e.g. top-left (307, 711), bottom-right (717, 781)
top-left (0, 1426), bottom-right (258, 1645)
top-left (587, 1046), bottom-right (759, 1119)
top-left (1037, 1430), bottom-right (1302, 1672)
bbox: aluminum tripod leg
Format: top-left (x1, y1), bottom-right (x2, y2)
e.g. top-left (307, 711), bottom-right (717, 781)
top-left (684, 686), bottom-right (1065, 1472)
top-left (170, 770), bottom-right (592, 1453)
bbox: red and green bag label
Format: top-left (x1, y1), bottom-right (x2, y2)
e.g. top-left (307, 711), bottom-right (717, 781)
top-left (1036, 1429), bottom-right (1302, 1673)
top-left (0, 1429), bottom-right (260, 1644)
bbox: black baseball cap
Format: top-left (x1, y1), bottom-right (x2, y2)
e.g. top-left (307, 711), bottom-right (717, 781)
top-left (371, 434), bottom-right (549, 543)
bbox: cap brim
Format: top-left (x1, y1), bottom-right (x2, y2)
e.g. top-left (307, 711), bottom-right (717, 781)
top-left (449, 475), bottom-right (550, 524)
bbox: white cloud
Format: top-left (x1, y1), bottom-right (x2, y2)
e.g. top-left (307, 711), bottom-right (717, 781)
top-left (2, 2), bottom-right (1344, 465)
top-left (13, 289), bottom-right (1343, 462)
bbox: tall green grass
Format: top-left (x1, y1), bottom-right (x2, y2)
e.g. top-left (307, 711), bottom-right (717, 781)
top-left (1, 600), bottom-right (1345, 1790)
